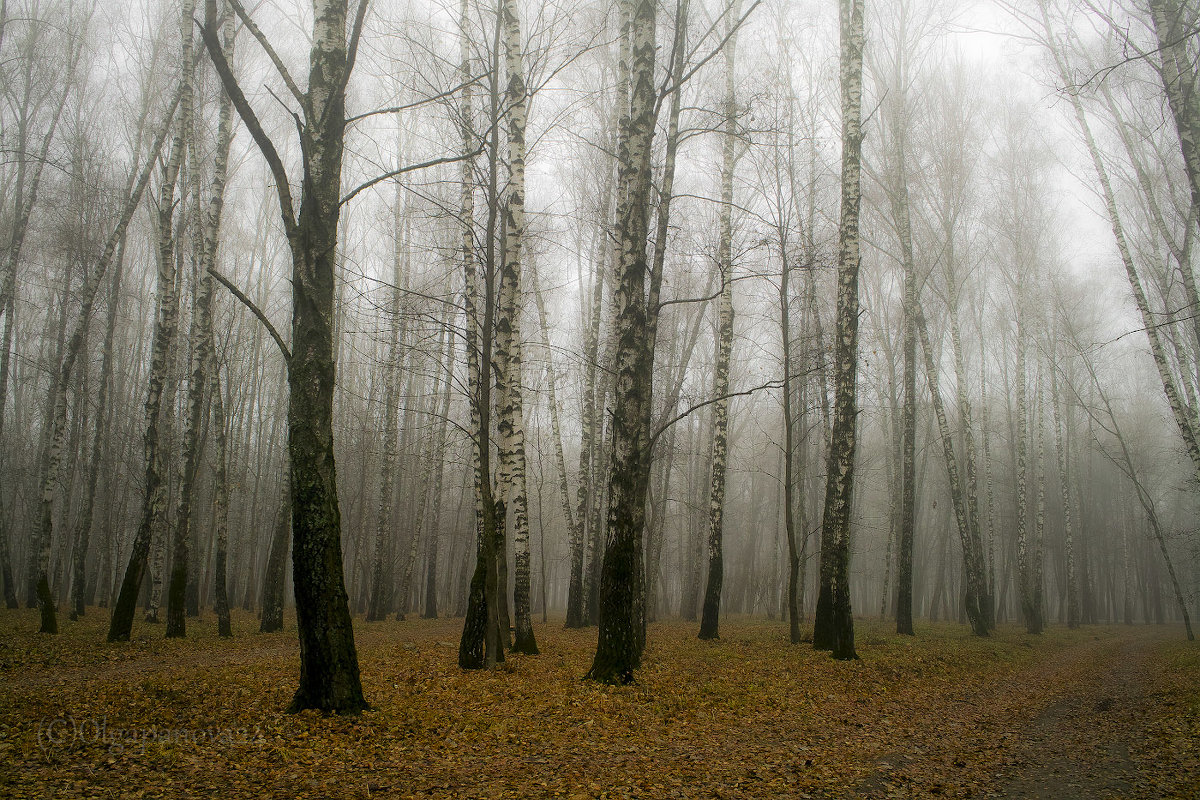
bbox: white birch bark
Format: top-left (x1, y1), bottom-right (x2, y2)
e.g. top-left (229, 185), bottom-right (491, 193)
top-left (497, 0), bottom-right (537, 655)
top-left (813, 0), bottom-right (864, 661)
top-left (698, 0), bottom-right (742, 641)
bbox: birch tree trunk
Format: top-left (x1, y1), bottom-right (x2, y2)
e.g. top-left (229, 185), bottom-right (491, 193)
top-left (1014, 264), bottom-right (1035, 633)
top-left (498, 0), bottom-right (537, 655)
top-left (812, 0), bottom-right (864, 661)
top-left (1148, 0), bottom-right (1200, 243)
top-left (200, 0), bottom-right (367, 712)
top-left (698, 0), bottom-right (742, 641)
top-left (1037, 2), bottom-right (1200, 490)
top-left (210, 357), bottom-right (232, 638)
top-left (168, 0), bottom-right (235, 637)
top-left (1031, 368), bottom-right (1046, 634)
top-left (586, 0), bottom-right (657, 684)
top-left (108, 0), bottom-right (197, 638)
top-left (891, 123), bottom-right (918, 639)
top-left (259, 480), bottom-right (290, 633)
top-left (367, 177), bottom-right (407, 623)
top-left (915, 304), bottom-right (989, 637)
top-left (459, 0), bottom-right (506, 669)
top-left (1049, 335), bottom-right (1080, 629)
top-left (422, 313), bottom-right (457, 619)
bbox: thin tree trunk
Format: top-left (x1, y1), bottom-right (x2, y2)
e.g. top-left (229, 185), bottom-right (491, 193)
top-left (915, 304), bottom-right (988, 636)
top-left (698, 0), bottom-right (741, 641)
top-left (498, 0), bottom-right (537, 655)
top-left (367, 175), bottom-right (408, 623)
top-left (460, 0), bottom-right (506, 669)
top-left (259, 480), bottom-right (290, 633)
top-left (812, 0), bottom-right (864, 661)
top-left (108, 9), bottom-right (197, 639)
top-left (422, 312), bottom-right (457, 620)
top-left (168, 0), bottom-right (234, 636)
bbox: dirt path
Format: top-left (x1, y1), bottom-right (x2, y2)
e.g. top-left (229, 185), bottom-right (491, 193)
top-left (858, 629), bottom-right (1192, 799)
top-left (989, 636), bottom-right (1148, 798)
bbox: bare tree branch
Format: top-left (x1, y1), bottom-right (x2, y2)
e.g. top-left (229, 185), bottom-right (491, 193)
top-left (226, 0), bottom-right (308, 114)
top-left (208, 267), bottom-right (291, 363)
top-left (339, 148), bottom-right (483, 206)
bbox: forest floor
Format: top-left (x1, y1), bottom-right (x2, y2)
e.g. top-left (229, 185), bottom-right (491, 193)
top-left (0, 610), bottom-right (1196, 799)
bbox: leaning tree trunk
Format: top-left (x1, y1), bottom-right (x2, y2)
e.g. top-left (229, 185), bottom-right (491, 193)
top-left (915, 304), bottom-right (988, 637)
top-left (1038, 2), bottom-right (1200, 492)
top-left (812, 0), bottom-right (864, 662)
top-left (1149, 0), bottom-right (1200, 245)
top-left (109, 1), bottom-right (197, 639)
top-left (586, 0), bottom-right (658, 685)
top-left (697, 0), bottom-right (741, 643)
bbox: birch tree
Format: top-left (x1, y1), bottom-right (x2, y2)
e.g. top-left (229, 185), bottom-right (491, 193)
top-left (586, 0), bottom-right (657, 684)
top-left (200, 0), bottom-right (370, 712)
top-left (812, 0), bottom-right (864, 661)
top-left (698, 0), bottom-right (743, 642)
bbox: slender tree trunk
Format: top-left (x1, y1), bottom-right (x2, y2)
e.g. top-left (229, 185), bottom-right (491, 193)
top-left (210, 357), bottom-right (232, 638)
top-left (1049, 337), bottom-right (1080, 628)
top-left (498, 0), bottom-right (537, 655)
top-left (367, 177), bottom-right (407, 623)
top-left (698, 0), bottom-right (741, 640)
top-left (1149, 0), bottom-right (1200, 246)
top-left (460, 0), bottom-right (506, 669)
top-left (168, 2), bottom-right (234, 636)
top-left (422, 313), bottom-right (457, 620)
top-left (259, 480), bottom-right (290, 633)
top-left (915, 304), bottom-right (988, 636)
top-left (1040, 6), bottom-right (1200, 490)
top-left (108, 8), bottom-right (197, 639)
top-left (812, 0), bottom-right (864, 661)
top-left (893, 151), bottom-right (918, 640)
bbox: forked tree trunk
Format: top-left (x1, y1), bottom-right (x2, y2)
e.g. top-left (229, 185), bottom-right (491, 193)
top-left (812, 0), bottom-right (863, 661)
top-left (586, 0), bottom-right (657, 684)
top-left (168, 2), bottom-right (235, 636)
top-left (202, 0), bottom-right (367, 712)
top-left (109, 2), bottom-right (197, 639)
top-left (498, 0), bottom-right (537, 656)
